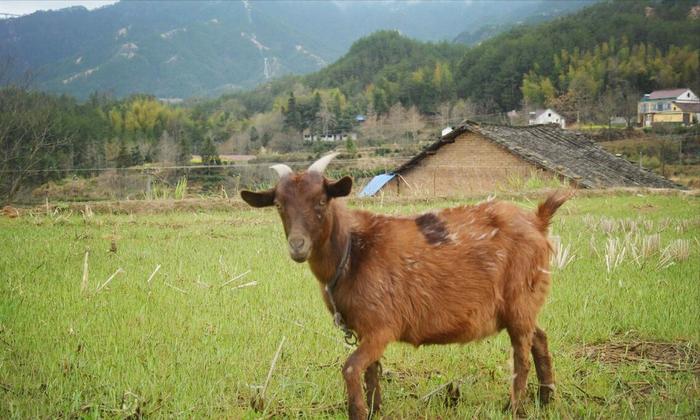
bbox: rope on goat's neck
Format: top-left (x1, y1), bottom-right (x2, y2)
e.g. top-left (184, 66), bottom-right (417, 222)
top-left (324, 233), bottom-right (357, 346)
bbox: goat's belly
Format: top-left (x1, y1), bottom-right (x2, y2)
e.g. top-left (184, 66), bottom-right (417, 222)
top-left (400, 308), bottom-right (501, 346)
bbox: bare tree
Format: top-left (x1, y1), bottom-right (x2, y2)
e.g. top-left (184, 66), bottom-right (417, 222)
top-left (450, 99), bottom-right (478, 123)
top-left (0, 88), bottom-right (71, 202)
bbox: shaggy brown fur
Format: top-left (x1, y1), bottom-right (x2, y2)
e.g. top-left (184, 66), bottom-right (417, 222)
top-left (242, 169), bottom-right (570, 419)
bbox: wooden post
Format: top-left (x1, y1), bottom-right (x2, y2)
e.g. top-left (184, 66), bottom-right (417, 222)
top-left (433, 169), bottom-right (437, 197)
top-left (146, 172), bottom-right (152, 196)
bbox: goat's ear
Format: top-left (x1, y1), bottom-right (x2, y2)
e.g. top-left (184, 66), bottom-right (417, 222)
top-left (325, 176), bottom-right (353, 198)
top-left (240, 189), bottom-right (275, 207)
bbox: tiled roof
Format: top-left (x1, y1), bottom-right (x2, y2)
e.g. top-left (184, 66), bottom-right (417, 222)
top-left (674, 102), bottom-right (700, 113)
top-left (648, 89), bottom-right (688, 100)
top-left (394, 122), bottom-right (680, 189)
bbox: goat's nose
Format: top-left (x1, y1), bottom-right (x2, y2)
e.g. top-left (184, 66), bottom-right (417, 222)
top-left (289, 237), bottom-right (306, 251)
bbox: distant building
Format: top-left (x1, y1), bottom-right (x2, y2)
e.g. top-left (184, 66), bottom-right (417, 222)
top-left (360, 121), bottom-right (677, 197)
top-left (303, 132), bottom-right (357, 142)
top-left (528, 108), bottom-right (566, 128)
top-left (158, 97), bottom-right (184, 105)
top-left (608, 116), bottom-right (628, 127)
top-left (638, 88), bottom-right (700, 127)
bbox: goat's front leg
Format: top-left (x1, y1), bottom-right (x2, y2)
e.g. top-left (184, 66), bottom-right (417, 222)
top-left (343, 333), bottom-right (390, 420)
top-left (364, 361), bottom-right (382, 415)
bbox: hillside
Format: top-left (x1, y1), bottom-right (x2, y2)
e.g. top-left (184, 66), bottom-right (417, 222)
top-left (217, 0), bottom-right (698, 120)
top-left (305, 31), bottom-right (466, 112)
top-left (455, 0), bottom-right (700, 110)
top-left (452, 0), bottom-right (595, 45)
top-left (0, 2), bottom-right (333, 99)
top-left (0, 0), bottom-right (594, 99)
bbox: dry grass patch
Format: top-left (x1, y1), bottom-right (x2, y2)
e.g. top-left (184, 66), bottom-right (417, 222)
top-left (575, 338), bottom-right (700, 375)
top-left (1, 205), bottom-right (20, 218)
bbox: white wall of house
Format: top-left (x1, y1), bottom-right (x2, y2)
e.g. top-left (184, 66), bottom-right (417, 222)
top-left (675, 89), bottom-right (699, 103)
top-left (529, 109), bottom-right (566, 128)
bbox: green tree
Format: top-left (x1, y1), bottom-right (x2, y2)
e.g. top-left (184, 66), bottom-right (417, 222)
top-left (372, 88), bottom-right (389, 117)
top-left (283, 92), bottom-right (302, 133)
top-left (176, 136), bottom-right (192, 166)
top-left (345, 137), bottom-right (357, 155)
top-left (130, 146), bottom-right (144, 166)
top-left (200, 137), bottom-right (220, 166)
top-left (116, 140), bottom-right (132, 168)
top-left (307, 92), bottom-right (323, 136)
top-left (249, 126), bottom-right (259, 144)
top-left (261, 131), bottom-right (272, 147)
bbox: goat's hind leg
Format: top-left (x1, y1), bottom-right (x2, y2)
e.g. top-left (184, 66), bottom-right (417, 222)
top-left (531, 326), bottom-right (555, 405)
top-left (507, 329), bottom-right (533, 415)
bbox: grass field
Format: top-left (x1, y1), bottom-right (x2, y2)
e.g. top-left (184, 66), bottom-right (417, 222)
top-left (1, 193), bottom-right (699, 418)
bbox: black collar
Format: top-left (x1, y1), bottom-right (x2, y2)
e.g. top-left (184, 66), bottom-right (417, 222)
top-left (326, 234), bottom-right (352, 294)
top-left (323, 234), bottom-right (357, 345)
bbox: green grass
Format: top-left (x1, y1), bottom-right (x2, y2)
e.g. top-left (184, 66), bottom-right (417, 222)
top-left (1, 193), bottom-right (699, 418)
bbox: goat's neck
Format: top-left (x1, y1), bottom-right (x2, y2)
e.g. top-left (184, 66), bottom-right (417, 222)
top-left (308, 203), bottom-right (352, 285)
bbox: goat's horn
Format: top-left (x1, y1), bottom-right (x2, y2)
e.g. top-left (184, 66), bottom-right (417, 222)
top-left (308, 152), bottom-right (339, 174)
top-left (270, 164), bottom-right (293, 178)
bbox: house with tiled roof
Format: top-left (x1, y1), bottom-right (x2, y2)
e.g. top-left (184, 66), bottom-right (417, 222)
top-left (638, 88), bottom-right (700, 127)
top-left (359, 121), bottom-right (679, 197)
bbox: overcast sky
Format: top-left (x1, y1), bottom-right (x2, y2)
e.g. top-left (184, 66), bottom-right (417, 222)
top-left (0, 1), bottom-right (118, 16)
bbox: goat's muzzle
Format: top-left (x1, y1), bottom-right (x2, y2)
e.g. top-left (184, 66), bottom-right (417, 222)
top-left (288, 235), bottom-right (310, 262)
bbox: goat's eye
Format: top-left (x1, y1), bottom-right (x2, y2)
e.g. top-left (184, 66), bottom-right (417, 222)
top-left (274, 202), bottom-right (282, 210)
top-left (319, 197), bottom-right (327, 207)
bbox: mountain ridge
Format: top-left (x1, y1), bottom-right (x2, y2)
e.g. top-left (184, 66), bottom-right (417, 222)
top-left (0, 0), bottom-right (595, 99)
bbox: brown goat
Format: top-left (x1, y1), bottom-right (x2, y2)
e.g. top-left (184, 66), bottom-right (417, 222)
top-left (241, 154), bottom-right (570, 418)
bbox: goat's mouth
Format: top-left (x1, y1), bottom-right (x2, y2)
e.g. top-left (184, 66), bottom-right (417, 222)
top-left (288, 249), bottom-right (310, 263)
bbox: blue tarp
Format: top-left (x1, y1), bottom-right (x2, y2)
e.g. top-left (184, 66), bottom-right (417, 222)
top-left (358, 173), bottom-right (395, 197)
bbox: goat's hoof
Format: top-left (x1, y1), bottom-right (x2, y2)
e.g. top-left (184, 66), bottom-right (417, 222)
top-left (367, 405), bottom-right (381, 419)
top-left (444, 382), bottom-right (461, 408)
top-left (367, 401), bottom-right (381, 417)
top-left (502, 399), bottom-right (527, 418)
top-left (348, 404), bottom-right (369, 420)
top-left (366, 391), bottom-right (382, 415)
top-left (538, 384), bottom-right (555, 405)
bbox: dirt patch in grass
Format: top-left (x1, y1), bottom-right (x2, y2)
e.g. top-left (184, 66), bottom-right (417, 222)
top-left (575, 338), bottom-right (700, 374)
top-left (630, 203), bottom-right (658, 212)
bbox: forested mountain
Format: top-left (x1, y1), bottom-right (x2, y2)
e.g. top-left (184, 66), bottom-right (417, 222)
top-left (305, 32), bottom-right (466, 114)
top-left (215, 0), bottom-right (699, 120)
top-left (455, 0), bottom-right (700, 111)
top-left (0, 0), bottom-right (594, 99)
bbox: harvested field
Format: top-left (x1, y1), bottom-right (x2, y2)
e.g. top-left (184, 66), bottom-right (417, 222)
top-left (1, 192), bottom-right (698, 418)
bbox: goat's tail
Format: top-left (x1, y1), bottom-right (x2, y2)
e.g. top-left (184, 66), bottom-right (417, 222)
top-left (536, 190), bottom-right (573, 233)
